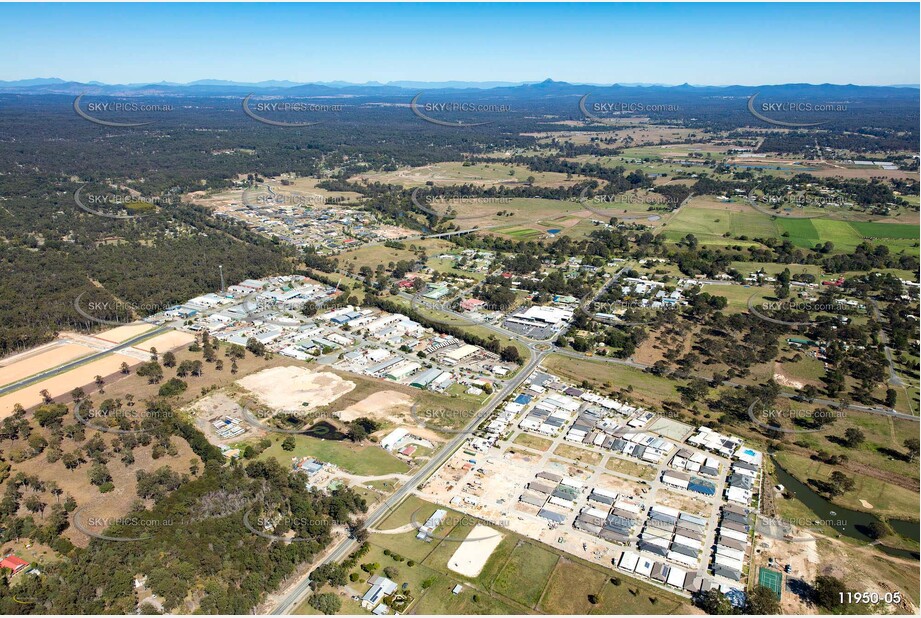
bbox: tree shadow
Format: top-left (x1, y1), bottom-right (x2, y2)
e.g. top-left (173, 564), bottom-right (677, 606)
top-left (876, 446), bottom-right (909, 462)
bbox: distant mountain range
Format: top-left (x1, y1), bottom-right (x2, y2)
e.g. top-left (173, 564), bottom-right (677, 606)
top-left (0, 77), bottom-right (917, 98)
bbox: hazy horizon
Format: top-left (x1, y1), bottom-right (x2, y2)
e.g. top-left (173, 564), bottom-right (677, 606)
top-left (1, 3), bottom-right (917, 86)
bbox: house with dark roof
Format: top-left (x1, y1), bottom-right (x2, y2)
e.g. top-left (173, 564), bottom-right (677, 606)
top-left (538, 508), bottom-right (566, 524)
top-left (721, 510), bottom-right (749, 525)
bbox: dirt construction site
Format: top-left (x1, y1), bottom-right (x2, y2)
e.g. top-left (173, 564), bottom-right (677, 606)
top-left (236, 365), bottom-right (356, 410)
top-left (417, 446), bottom-right (625, 571)
top-left (0, 325), bottom-right (195, 415)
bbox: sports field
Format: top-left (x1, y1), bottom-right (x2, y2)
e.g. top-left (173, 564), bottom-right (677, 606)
top-left (758, 567), bottom-right (783, 599)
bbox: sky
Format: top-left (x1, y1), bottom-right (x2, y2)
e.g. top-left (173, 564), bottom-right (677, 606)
top-left (1, 3), bottom-right (918, 86)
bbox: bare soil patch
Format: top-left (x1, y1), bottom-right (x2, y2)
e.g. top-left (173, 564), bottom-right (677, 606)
top-left (236, 365), bottom-right (356, 410)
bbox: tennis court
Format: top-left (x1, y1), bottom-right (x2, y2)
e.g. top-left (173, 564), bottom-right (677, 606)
top-left (758, 567), bottom-right (783, 599)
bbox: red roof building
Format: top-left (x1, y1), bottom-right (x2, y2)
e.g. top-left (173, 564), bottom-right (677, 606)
top-left (460, 298), bottom-right (486, 311)
top-left (0, 555), bottom-right (29, 574)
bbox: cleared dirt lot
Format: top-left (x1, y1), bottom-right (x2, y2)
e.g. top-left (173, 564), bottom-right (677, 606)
top-left (0, 342), bottom-right (94, 387)
top-left (447, 525), bottom-right (504, 577)
top-left (94, 322), bottom-right (158, 343)
top-left (352, 161), bottom-right (591, 189)
top-left (237, 365), bottom-right (356, 410)
top-left (0, 352), bottom-right (141, 414)
top-left (336, 389), bottom-right (413, 422)
top-left (135, 330), bottom-right (196, 353)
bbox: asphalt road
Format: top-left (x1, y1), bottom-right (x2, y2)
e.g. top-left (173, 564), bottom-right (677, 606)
top-left (0, 325), bottom-right (168, 398)
top-left (270, 259), bottom-right (916, 612)
top-left (270, 341), bottom-right (547, 615)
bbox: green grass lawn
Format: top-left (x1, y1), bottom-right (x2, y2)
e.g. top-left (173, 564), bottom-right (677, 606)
top-left (849, 221), bottom-right (919, 239)
top-left (346, 543), bottom-right (443, 611)
top-left (491, 540), bottom-right (560, 607)
top-left (495, 226), bottom-right (544, 240)
top-left (658, 197), bottom-right (779, 245)
top-left (776, 352), bottom-right (826, 384)
top-left (364, 478), bottom-right (400, 493)
top-left (656, 197), bottom-right (918, 256)
top-left (427, 257), bottom-right (488, 281)
top-left (590, 577), bottom-right (689, 614)
top-left (258, 434), bottom-right (408, 476)
top-left (413, 573), bottom-right (524, 614)
top-left (605, 455), bottom-right (657, 480)
top-left (778, 218), bottom-right (919, 255)
top-left (544, 354), bottom-right (682, 408)
top-left (368, 495), bottom-right (690, 615)
top-left (698, 283), bottom-right (775, 314)
top-left (537, 558), bottom-right (608, 614)
top-left (512, 433), bottom-right (553, 452)
top-left (774, 451), bottom-right (919, 520)
top-left (554, 443), bottom-right (603, 466)
top-left (730, 261), bottom-right (825, 279)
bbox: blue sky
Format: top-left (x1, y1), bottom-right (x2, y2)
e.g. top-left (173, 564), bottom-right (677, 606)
top-left (1, 3), bottom-right (918, 86)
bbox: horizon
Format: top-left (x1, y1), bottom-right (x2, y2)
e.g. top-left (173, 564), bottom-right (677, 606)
top-left (1, 3), bottom-right (918, 86)
top-left (3, 77), bottom-right (919, 90)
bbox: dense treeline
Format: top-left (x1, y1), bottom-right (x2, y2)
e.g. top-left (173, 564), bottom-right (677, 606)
top-left (0, 181), bottom-right (292, 356)
top-left (0, 400), bottom-right (367, 614)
